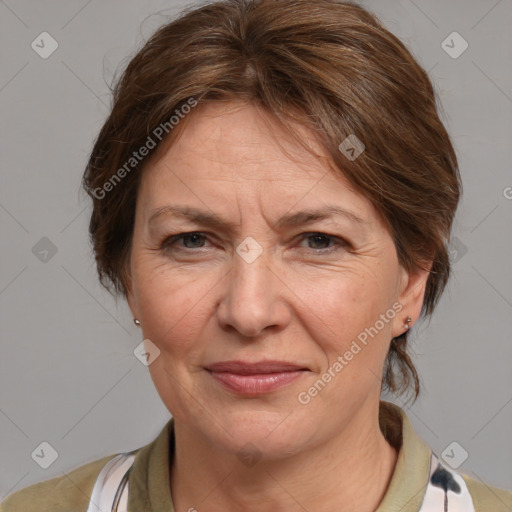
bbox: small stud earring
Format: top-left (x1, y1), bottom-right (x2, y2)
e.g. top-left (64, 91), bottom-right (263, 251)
top-left (403, 316), bottom-right (412, 330)
top-left (133, 318), bottom-right (141, 326)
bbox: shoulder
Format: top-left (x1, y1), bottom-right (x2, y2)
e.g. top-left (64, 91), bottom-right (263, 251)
top-left (462, 473), bottom-right (512, 512)
top-left (0, 453), bottom-right (117, 512)
top-left (1, 420), bottom-right (173, 512)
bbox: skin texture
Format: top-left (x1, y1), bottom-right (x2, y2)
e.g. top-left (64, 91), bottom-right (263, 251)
top-left (126, 101), bottom-right (430, 511)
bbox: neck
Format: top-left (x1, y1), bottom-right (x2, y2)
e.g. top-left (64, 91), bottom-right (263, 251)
top-left (170, 402), bottom-right (398, 512)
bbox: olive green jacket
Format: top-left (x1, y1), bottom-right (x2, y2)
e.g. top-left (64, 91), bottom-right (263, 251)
top-left (2, 401), bottom-right (511, 511)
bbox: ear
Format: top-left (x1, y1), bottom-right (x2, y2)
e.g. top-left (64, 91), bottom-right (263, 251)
top-left (124, 264), bottom-right (140, 322)
top-left (126, 286), bottom-right (139, 321)
top-left (391, 263), bottom-right (432, 338)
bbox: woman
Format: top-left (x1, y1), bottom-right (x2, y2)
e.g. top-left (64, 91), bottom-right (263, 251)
top-left (2, 0), bottom-right (510, 511)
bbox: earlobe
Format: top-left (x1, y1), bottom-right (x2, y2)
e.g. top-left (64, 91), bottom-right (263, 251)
top-left (392, 264), bottom-right (431, 337)
top-left (124, 274), bottom-right (139, 322)
top-left (126, 290), bottom-right (137, 318)
top-left (127, 289), bottom-right (139, 316)
top-left (123, 257), bottom-right (140, 320)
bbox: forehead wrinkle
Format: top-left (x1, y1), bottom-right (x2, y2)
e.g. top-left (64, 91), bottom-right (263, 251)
top-left (175, 102), bottom-right (329, 177)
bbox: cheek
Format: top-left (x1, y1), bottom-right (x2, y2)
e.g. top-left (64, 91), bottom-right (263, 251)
top-left (135, 262), bottom-right (219, 356)
top-left (134, 265), bottom-right (219, 418)
top-left (306, 269), bottom-right (396, 366)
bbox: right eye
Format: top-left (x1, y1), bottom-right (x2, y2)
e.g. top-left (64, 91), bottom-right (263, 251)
top-left (160, 232), bottom-right (212, 251)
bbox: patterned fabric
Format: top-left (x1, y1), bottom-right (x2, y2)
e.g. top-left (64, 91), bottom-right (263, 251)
top-left (86, 452), bottom-right (135, 512)
top-left (418, 453), bottom-right (476, 512)
top-left (88, 450), bottom-right (476, 512)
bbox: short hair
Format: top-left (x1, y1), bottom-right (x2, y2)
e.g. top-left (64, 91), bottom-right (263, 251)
top-left (82, 0), bottom-right (461, 401)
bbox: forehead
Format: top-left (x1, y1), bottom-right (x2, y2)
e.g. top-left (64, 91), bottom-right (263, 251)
top-left (132, 101), bottom-right (393, 241)
top-left (143, 100), bottom-right (341, 184)
top-left (135, 101), bottom-right (384, 232)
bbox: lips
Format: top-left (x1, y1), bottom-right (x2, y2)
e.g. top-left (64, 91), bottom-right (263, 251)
top-left (205, 360), bottom-right (309, 394)
top-left (205, 360), bottom-right (308, 374)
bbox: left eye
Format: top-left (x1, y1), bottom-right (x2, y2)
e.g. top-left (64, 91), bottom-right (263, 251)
top-left (297, 232), bottom-right (346, 252)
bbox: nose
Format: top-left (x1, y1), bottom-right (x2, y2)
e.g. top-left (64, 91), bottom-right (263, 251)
top-left (216, 245), bottom-right (291, 338)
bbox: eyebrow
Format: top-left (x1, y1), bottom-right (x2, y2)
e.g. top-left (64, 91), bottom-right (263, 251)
top-left (148, 204), bottom-right (365, 231)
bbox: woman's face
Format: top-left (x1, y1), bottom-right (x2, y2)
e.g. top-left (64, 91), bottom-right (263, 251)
top-left (127, 101), bottom-right (427, 458)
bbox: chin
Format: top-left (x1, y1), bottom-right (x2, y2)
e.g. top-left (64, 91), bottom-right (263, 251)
top-left (201, 407), bottom-right (314, 460)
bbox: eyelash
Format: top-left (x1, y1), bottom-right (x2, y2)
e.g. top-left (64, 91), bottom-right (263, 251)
top-left (160, 231), bottom-right (350, 255)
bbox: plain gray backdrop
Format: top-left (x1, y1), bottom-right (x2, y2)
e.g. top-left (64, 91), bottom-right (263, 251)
top-left (1, 0), bottom-right (511, 501)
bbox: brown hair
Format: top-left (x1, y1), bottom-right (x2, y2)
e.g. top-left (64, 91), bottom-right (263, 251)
top-left (82, 0), bottom-right (461, 401)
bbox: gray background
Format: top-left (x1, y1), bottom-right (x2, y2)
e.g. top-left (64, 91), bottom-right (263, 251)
top-left (1, 0), bottom-right (511, 501)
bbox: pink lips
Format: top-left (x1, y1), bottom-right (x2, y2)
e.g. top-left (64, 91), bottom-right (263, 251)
top-left (205, 360), bottom-right (308, 395)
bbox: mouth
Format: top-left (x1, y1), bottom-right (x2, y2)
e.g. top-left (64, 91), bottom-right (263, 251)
top-left (204, 360), bottom-right (309, 395)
